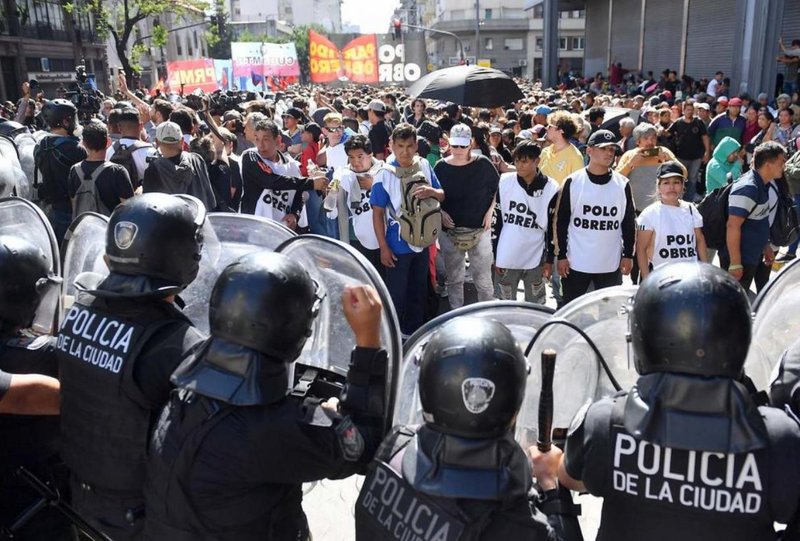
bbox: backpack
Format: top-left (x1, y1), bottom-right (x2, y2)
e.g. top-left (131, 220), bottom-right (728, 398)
top-left (769, 180), bottom-right (800, 247)
top-left (697, 174), bottom-right (758, 250)
top-left (71, 161), bottom-right (112, 216)
top-left (33, 135), bottom-right (73, 201)
top-left (110, 140), bottom-right (151, 186)
top-left (383, 158), bottom-right (441, 248)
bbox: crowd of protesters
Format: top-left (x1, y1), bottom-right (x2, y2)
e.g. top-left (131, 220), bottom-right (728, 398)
top-left (4, 60), bottom-right (800, 337)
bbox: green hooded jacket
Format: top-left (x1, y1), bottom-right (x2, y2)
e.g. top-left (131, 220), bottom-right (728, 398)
top-left (705, 136), bottom-right (742, 192)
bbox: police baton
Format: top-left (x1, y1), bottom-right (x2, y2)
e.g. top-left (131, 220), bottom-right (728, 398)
top-left (537, 349), bottom-right (557, 452)
top-left (6, 467), bottom-right (112, 541)
top-left (535, 349), bottom-right (585, 541)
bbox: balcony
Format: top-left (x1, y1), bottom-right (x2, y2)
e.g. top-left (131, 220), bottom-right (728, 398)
top-left (19, 23), bottom-right (70, 41)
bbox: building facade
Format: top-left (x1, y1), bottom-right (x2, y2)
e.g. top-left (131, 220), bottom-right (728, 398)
top-left (228, 0), bottom-right (342, 33)
top-left (0, 0), bottom-right (107, 103)
top-left (106, 8), bottom-right (210, 90)
top-left (582, 0), bottom-right (800, 96)
top-left (423, 0), bottom-right (584, 78)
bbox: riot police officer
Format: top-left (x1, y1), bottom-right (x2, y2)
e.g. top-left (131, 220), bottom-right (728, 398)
top-left (56, 193), bottom-right (207, 540)
top-left (356, 317), bottom-right (570, 541)
top-left (549, 262), bottom-right (800, 541)
top-left (144, 251), bottom-right (388, 540)
top-left (0, 234), bottom-right (68, 540)
top-left (34, 99), bottom-right (87, 244)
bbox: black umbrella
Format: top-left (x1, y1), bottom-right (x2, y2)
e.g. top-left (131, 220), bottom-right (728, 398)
top-left (407, 65), bottom-right (524, 108)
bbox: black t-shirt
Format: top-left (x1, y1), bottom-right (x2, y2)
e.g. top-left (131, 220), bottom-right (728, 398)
top-left (36, 135), bottom-right (87, 209)
top-left (207, 160), bottom-right (233, 211)
top-left (368, 120), bottom-right (391, 158)
top-left (68, 160), bottom-right (135, 214)
top-left (435, 155), bottom-right (499, 229)
top-left (668, 118), bottom-right (708, 160)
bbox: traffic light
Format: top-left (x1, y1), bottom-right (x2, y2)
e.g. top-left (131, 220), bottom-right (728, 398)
top-left (393, 18), bottom-right (402, 40)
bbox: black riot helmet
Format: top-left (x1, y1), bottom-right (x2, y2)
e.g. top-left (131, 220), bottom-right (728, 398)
top-left (418, 317), bottom-right (527, 439)
top-left (209, 251), bottom-right (321, 361)
top-left (0, 235), bottom-right (56, 332)
top-left (631, 262), bottom-right (751, 379)
top-left (105, 193), bottom-right (206, 295)
top-left (41, 99), bottom-right (78, 134)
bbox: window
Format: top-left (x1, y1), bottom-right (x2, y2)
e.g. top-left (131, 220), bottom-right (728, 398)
top-left (484, 8), bottom-right (492, 19)
top-left (504, 38), bottom-right (523, 51)
top-left (187, 36), bottom-right (193, 56)
top-left (571, 37), bottom-right (584, 50)
top-left (484, 37), bottom-right (493, 50)
top-left (535, 37), bottom-right (543, 51)
top-left (176, 36), bottom-right (183, 56)
top-left (194, 31), bottom-right (198, 48)
top-left (235, 7), bottom-right (241, 15)
top-left (558, 37), bottom-right (567, 50)
top-left (533, 4), bottom-right (543, 18)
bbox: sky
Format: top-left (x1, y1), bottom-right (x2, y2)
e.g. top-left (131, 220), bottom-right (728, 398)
top-left (340, 0), bottom-right (399, 34)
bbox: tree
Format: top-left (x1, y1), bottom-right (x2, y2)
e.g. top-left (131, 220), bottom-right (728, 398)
top-left (79, 0), bottom-right (209, 78)
top-left (206, 0), bottom-right (232, 59)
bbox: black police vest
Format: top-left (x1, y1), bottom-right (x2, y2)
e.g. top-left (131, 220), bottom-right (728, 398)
top-left (596, 399), bottom-right (774, 541)
top-left (57, 300), bottom-right (185, 492)
top-left (144, 393), bottom-right (307, 541)
top-left (0, 336), bottom-right (60, 479)
top-left (355, 427), bottom-right (551, 541)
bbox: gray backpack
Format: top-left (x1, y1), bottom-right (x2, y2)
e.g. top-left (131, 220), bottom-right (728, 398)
top-left (71, 161), bottom-right (112, 217)
top-left (383, 158), bottom-right (441, 248)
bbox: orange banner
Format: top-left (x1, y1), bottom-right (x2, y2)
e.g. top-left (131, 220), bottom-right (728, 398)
top-left (308, 30), bottom-right (378, 84)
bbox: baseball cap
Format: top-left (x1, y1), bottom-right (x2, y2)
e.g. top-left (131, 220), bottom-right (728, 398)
top-left (534, 104), bottom-right (552, 116)
top-left (449, 123), bottom-right (472, 147)
top-left (586, 129), bottom-right (619, 148)
top-left (657, 161), bottom-right (687, 180)
top-left (367, 99), bottom-right (386, 113)
top-left (222, 110), bottom-right (243, 123)
top-left (777, 93), bottom-right (791, 102)
top-left (728, 97), bottom-right (743, 107)
top-left (282, 107), bottom-right (305, 121)
top-left (155, 121), bottom-right (182, 144)
top-left (717, 96), bottom-right (729, 104)
top-left (518, 129), bottom-right (533, 140)
top-left (696, 103), bottom-right (711, 111)
top-left (489, 125), bottom-right (502, 135)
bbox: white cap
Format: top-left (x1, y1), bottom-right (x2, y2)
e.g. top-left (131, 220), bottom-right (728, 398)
top-left (449, 123), bottom-right (472, 147)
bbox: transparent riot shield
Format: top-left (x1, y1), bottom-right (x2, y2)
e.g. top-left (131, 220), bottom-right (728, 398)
top-left (517, 285), bottom-right (639, 450)
top-left (61, 212), bottom-right (110, 313)
top-left (0, 136), bottom-right (26, 198)
top-left (0, 197), bottom-right (61, 334)
top-left (394, 301), bottom-right (554, 429)
top-left (13, 132), bottom-right (40, 202)
top-left (278, 235), bottom-right (401, 534)
top-left (745, 258), bottom-right (800, 390)
top-left (180, 213), bottom-right (296, 334)
top-left (276, 234), bottom-right (401, 427)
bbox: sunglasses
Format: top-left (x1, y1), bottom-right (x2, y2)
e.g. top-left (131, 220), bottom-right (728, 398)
top-left (325, 126), bottom-right (342, 132)
top-left (451, 145), bottom-right (470, 149)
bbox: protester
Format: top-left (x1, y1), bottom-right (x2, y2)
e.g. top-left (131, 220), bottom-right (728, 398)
top-left (635, 161), bottom-right (707, 280)
top-left (435, 123), bottom-right (498, 309)
top-left (495, 142), bottom-right (559, 303)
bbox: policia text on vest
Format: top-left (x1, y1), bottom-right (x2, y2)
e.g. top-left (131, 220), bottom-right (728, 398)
top-left (57, 305), bottom-right (138, 374)
top-left (612, 431), bottom-right (763, 514)
top-left (357, 462), bottom-right (464, 541)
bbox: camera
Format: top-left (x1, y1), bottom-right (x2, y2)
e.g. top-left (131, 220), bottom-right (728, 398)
top-left (65, 59), bottom-right (103, 121)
